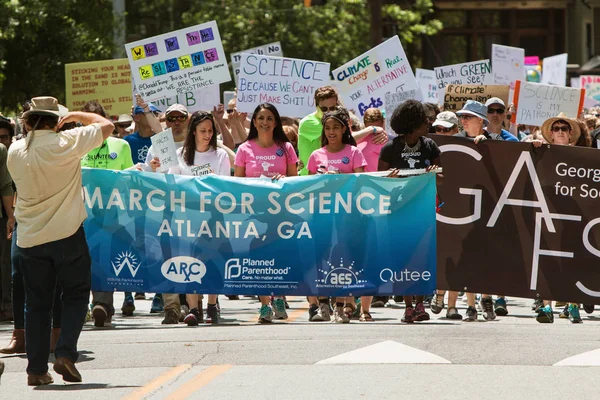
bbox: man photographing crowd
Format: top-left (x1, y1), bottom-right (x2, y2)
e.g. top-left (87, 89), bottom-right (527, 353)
top-left (7, 96), bottom-right (114, 386)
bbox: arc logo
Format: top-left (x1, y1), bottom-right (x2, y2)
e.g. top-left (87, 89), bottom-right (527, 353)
top-left (225, 258), bottom-right (241, 279)
top-left (112, 251), bottom-right (141, 278)
top-left (161, 256), bottom-right (207, 283)
top-left (316, 258), bottom-right (366, 286)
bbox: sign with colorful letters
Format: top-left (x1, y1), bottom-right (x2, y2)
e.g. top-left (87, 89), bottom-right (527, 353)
top-left (236, 54), bottom-right (330, 117)
top-left (125, 21), bottom-right (231, 102)
top-left (332, 36), bottom-right (420, 117)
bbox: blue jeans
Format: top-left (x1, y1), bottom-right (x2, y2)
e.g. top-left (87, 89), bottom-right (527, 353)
top-left (16, 227), bottom-right (91, 375)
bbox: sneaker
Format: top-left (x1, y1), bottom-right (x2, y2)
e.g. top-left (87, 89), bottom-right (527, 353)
top-left (121, 294), bottom-right (135, 316)
top-left (318, 302), bottom-right (331, 321)
top-left (480, 296), bottom-right (496, 321)
top-left (206, 304), bottom-right (219, 324)
top-left (150, 294), bottom-right (164, 313)
top-left (414, 302), bottom-right (430, 321)
top-left (423, 294), bottom-right (433, 307)
top-left (284, 300), bottom-right (290, 309)
top-left (430, 293), bottom-right (445, 314)
top-left (258, 304), bottom-right (273, 323)
top-left (568, 304), bottom-right (582, 323)
top-left (134, 292), bottom-right (146, 300)
top-left (333, 305), bottom-right (350, 323)
top-left (308, 304), bottom-right (319, 321)
top-left (92, 304), bottom-right (107, 327)
top-left (531, 297), bottom-right (543, 312)
top-left (494, 298), bottom-right (508, 316)
top-left (536, 305), bottom-right (554, 323)
top-left (179, 305), bottom-right (190, 322)
top-left (402, 307), bottom-right (415, 323)
top-left (559, 304), bottom-right (570, 319)
top-left (555, 301), bottom-right (566, 308)
top-left (393, 295), bottom-right (403, 303)
top-left (446, 307), bottom-right (462, 320)
top-left (184, 308), bottom-right (202, 326)
top-left (371, 296), bottom-right (387, 308)
top-left (272, 297), bottom-right (288, 320)
top-left (162, 308), bottom-right (179, 324)
top-left (463, 306), bottom-right (477, 322)
top-left (583, 304), bottom-right (595, 314)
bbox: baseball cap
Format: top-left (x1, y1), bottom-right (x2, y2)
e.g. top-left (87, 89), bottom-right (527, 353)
top-left (485, 97), bottom-right (505, 108)
top-left (133, 103), bottom-right (161, 115)
top-left (432, 111), bottom-right (458, 128)
top-left (165, 104), bottom-right (188, 116)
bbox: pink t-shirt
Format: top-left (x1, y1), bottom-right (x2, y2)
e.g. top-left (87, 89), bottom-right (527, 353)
top-left (357, 135), bottom-right (384, 172)
top-left (234, 140), bottom-right (298, 177)
top-left (307, 145), bottom-right (367, 174)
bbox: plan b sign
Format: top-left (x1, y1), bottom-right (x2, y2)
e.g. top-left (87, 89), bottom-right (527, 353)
top-left (125, 20), bottom-right (231, 102)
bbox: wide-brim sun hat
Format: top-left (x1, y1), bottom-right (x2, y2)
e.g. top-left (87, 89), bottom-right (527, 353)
top-left (22, 96), bottom-right (68, 118)
top-left (541, 112), bottom-right (581, 145)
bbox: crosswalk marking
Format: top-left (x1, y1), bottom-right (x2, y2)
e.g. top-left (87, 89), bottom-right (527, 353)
top-left (554, 348), bottom-right (600, 366)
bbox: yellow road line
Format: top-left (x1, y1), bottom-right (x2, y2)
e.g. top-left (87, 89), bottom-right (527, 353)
top-left (165, 364), bottom-right (232, 400)
top-left (122, 364), bottom-right (191, 400)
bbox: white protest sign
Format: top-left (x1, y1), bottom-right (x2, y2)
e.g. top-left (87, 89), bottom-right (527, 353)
top-left (230, 42), bottom-right (283, 83)
top-left (580, 76), bottom-right (600, 101)
top-left (132, 77), bottom-right (220, 112)
top-left (223, 90), bottom-right (236, 107)
top-left (236, 54), bottom-right (330, 117)
top-left (384, 90), bottom-right (418, 136)
top-left (541, 53), bottom-right (568, 86)
top-left (126, 20), bottom-right (231, 102)
top-left (332, 36), bottom-right (420, 117)
top-left (434, 60), bottom-right (493, 92)
top-left (415, 68), bottom-right (438, 103)
top-left (512, 80), bottom-right (585, 126)
top-left (492, 44), bottom-right (525, 89)
top-left (151, 128), bottom-right (179, 170)
top-left (571, 77), bottom-right (581, 88)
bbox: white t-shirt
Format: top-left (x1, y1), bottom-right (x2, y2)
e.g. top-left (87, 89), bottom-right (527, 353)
top-left (168, 146), bottom-right (231, 176)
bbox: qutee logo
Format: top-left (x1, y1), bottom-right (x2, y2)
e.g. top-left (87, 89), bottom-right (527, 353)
top-left (112, 251), bottom-right (141, 277)
top-left (161, 256), bottom-right (207, 283)
top-left (316, 258), bottom-right (366, 286)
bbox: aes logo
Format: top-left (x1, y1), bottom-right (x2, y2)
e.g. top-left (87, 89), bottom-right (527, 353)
top-left (315, 258), bottom-right (366, 286)
top-left (161, 256), bottom-right (207, 283)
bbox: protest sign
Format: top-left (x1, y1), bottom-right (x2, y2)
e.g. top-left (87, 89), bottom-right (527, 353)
top-left (434, 135), bottom-right (600, 303)
top-left (415, 68), bottom-right (438, 104)
top-left (492, 44), bottom-right (525, 89)
top-left (524, 56), bottom-right (540, 65)
top-left (65, 59), bottom-right (132, 115)
top-left (83, 170), bottom-right (436, 296)
top-left (131, 76), bottom-right (219, 113)
top-left (230, 41), bottom-right (283, 83)
top-left (223, 90), bottom-right (235, 107)
top-left (125, 21), bottom-right (230, 102)
top-left (443, 84), bottom-right (509, 112)
top-left (236, 54), bottom-right (330, 117)
top-left (384, 90), bottom-right (418, 135)
top-left (541, 53), bottom-right (568, 86)
top-left (332, 36), bottom-right (420, 116)
top-left (434, 60), bottom-right (493, 92)
top-left (571, 77), bottom-right (581, 88)
top-left (150, 128), bottom-right (178, 170)
top-left (579, 76), bottom-right (600, 101)
top-left (512, 80), bottom-right (585, 126)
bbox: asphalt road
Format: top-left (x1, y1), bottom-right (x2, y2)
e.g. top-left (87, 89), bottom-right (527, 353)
top-left (1, 293), bottom-right (600, 399)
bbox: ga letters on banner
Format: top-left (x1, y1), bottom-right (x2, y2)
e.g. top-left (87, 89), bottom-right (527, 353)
top-left (433, 135), bottom-right (600, 304)
top-left (82, 170), bottom-right (437, 296)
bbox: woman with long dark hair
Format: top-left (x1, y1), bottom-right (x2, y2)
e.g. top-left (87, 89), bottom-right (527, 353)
top-left (234, 103), bottom-right (298, 323)
top-left (168, 111), bottom-right (231, 325)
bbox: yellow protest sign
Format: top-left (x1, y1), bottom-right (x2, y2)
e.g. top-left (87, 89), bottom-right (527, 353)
top-left (65, 59), bottom-right (133, 116)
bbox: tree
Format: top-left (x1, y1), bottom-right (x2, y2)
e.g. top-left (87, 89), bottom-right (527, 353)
top-left (0, 0), bottom-right (116, 113)
top-left (181, 0), bottom-right (441, 90)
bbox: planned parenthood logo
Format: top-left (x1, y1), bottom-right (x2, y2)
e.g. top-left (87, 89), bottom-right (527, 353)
top-left (111, 251), bottom-right (141, 278)
top-left (315, 258), bottom-right (366, 287)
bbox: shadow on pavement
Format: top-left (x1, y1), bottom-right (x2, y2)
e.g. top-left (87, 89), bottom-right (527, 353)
top-left (33, 383), bottom-right (140, 391)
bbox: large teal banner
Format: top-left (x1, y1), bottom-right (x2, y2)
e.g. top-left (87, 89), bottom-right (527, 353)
top-left (82, 169), bottom-right (437, 296)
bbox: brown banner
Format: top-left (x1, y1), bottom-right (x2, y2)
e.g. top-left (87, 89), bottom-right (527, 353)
top-left (443, 84), bottom-right (510, 111)
top-left (433, 135), bottom-right (600, 303)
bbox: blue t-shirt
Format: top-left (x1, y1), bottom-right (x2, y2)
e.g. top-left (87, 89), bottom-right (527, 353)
top-left (124, 132), bottom-right (153, 164)
top-left (499, 129), bottom-right (518, 142)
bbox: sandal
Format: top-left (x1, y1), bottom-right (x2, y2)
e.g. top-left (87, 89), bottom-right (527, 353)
top-left (430, 292), bottom-right (445, 314)
top-left (446, 306), bottom-right (462, 320)
top-left (343, 303), bottom-right (356, 320)
top-left (359, 312), bottom-right (374, 322)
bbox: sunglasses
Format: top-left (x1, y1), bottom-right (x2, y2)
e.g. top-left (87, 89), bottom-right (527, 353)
top-left (319, 105), bottom-right (337, 112)
top-left (435, 126), bottom-right (454, 133)
top-left (551, 125), bottom-right (570, 132)
top-left (488, 108), bottom-right (505, 114)
top-left (459, 114), bottom-right (476, 120)
top-left (166, 115), bottom-right (187, 123)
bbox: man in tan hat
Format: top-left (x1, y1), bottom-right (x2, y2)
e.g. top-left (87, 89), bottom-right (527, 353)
top-left (113, 114), bottom-right (133, 138)
top-left (537, 113), bottom-right (581, 146)
top-left (7, 96), bottom-right (114, 386)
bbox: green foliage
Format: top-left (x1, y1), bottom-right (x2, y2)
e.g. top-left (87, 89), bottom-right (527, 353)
top-left (0, 0), bottom-right (116, 113)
